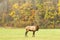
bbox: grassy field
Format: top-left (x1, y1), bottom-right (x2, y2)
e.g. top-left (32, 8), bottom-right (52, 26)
top-left (0, 28), bottom-right (60, 40)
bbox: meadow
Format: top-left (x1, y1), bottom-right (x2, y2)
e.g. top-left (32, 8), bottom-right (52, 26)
top-left (0, 28), bottom-right (60, 40)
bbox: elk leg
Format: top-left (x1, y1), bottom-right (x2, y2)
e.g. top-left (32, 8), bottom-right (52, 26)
top-left (25, 31), bottom-right (28, 37)
top-left (32, 31), bottom-right (35, 37)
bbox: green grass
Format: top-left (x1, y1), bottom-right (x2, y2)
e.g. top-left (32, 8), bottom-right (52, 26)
top-left (0, 28), bottom-right (60, 40)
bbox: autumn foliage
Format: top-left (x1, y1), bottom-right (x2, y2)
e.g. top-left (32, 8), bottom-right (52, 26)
top-left (0, 0), bottom-right (60, 28)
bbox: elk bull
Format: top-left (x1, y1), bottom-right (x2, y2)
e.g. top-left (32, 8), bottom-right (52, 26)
top-left (25, 25), bottom-right (39, 37)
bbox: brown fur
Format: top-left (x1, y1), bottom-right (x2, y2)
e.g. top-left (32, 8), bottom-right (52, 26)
top-left (25, 25), bottom-right (39, 37)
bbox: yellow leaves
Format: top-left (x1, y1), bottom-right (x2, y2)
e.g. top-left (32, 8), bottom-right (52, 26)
top-left (9, 11), bottom-right (19, 21)
top-left (58, 0), bottom-right (60, 15)
top-left (12, 3), bottom-right (19, 9)
top-left (58, 7), bottom-right (60, 10)
top-left (20, 10), bottom-right (24, 13)
top-left (51, 16), bottom-right (54, 19)
top-left (50, 7), bottom-right (54, 10)
top-left (12, 15), bottom-right (16, 18)
top-left (44, 13), bottom-right (55, 19)
top-left (20, 3), bottom-right (28, 9)
top-left (9, 11), bottom-right (15, 17)
top-left (12, 2), bottom-right (32, 10)
top-left (20, 2), bottom-right (32, 9)
top-left (58, 3), bottom-right (60, 7)
top-left (14, 17), bottom-right (18, 21)
top-left (58, 0), bottom-right (60, 6)
top-left (44, 13), bottom-right (49, 19)
top-left (36, 4), bottom-right (41, 8)
top-left (58, 11), bottom-right (60, 15)
top-left (58, 7), bottom-right (60, 15)
top-left (9, 3), bottom-right (20, 21)
top-left (57, 20), bottom-right (60, 23)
